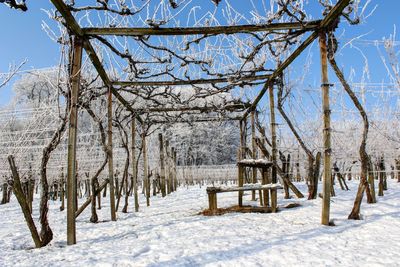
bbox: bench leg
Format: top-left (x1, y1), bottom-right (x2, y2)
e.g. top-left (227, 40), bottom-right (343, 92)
top-left (263, 189), bottom-right (269, 207)
top-left (258, 189), bottom-right (263, 206)
top-left (208, 192), bottom-right (217, 213)
top-left (262, 169), bottom-right (269, 207)
top-left (271, 188), bottom-right (277, 213)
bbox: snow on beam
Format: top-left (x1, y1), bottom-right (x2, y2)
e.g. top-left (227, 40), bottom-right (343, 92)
top-left (237, 159), bottom-right (273, 168)
top-left (207, 183), bottom-right (283, 193)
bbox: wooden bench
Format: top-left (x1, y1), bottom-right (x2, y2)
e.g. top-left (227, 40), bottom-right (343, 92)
top-left (206, 183), bottom-right (283, 214)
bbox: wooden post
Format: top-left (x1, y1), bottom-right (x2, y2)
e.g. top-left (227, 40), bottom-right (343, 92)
top-left (238, 119), bottom-right (245, 206)
top-left (208, 191), bottom-right (217, 213)
top-left (165, 140), bottom-right (172, 194)
top-left (251, 110), bottom-right (257, 201)
top-left (269, 83), bottom-right (278, 210)
top-left (262, 168), bottom-right (270, 207)
top-left (142, 123), bottom-right (150, 206)
top-left (107, 86), bottom-right (117, 221)
top-left (66, 36), bottom-right (82, 245)
top-left (131, 118), bottom-right (139, 212)
top-left (173, 148), bottom-right (177, 191)
top-left (319, 31), bottom-right (332, 226)
top-left (159, 133), bottom-right (166, 197)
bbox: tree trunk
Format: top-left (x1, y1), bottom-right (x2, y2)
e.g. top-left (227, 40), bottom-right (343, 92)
top-left (328, 57), bottom-right (372, 220)
top-left (8, 156), bottom-right (42, 248)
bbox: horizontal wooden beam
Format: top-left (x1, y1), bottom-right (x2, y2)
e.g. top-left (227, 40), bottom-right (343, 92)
top-left (148, 116), bottom-right (242, 124)
top-left (83, 20), bottom-right (321, 36)
top-left (114, 73), bottom-right (270, 87)
top-left (133, 103), bottom-right (251, 113)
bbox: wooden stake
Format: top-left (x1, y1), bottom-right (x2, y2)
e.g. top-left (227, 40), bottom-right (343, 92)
top-left (107, 86), bottom-right (117, 221)
top-left (238, 119), bottom-right (245, 206)
top-left (269, 83), bottom-right (278, 208)
top-left (159, 133), bottom-right (166, 197)
top-left (173, 148), bottom-right (177, 191)
top-left (319, 31), bottom-right (332, 226)
top-left (66, 36), bottom-right (82, 245)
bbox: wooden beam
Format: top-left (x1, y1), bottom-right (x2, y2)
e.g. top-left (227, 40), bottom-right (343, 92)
top-left (107, 86), bottom-right (117, 221)
top-left (113, 73), bottom-right (270, 87)
top-left (242, 0), bottom-right (351, 119)
top-left (269, 83), bottom-right (278, 211)
top-left (131, 103), bottom-right (251, 114)
top-left (50, 0), bottom-right (83, 36)
top-left (148, 116), bottom-right (242, 124)
top-left (320, 31), bottom-right (332, 226)
top-left (66, 36), bottom-right (82, 245)
top-left (83, 20), bottom-right (321, 36)
top-left (242, 31), bottom-right (318, 118)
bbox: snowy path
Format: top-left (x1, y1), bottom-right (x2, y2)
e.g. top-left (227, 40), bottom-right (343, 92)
top-left (1, 181), bottom-right (400, 266)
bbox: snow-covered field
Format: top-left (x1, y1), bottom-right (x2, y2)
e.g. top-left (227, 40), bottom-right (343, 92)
top-left (1, 180), bottom-right (400, 267)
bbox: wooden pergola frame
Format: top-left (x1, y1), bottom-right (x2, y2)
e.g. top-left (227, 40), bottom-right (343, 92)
top-left (50, 0), bottom-right (351, 245)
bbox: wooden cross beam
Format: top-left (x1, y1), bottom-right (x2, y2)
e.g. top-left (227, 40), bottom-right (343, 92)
top-left (113, 73), bottom-right (270, 87)
top-left (132, 103), bottom-right (251, 114)
top-left (83, 20), bottom-right (321, 37)
top-left (148, 116), bottom-right (242, 124)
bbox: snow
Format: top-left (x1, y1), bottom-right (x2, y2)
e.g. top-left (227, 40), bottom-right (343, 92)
top-left (238, 159), bottom-right (272, 165)
top-left (211, 183), bottom-right (283, 191)
top-left (1, 180), bottom-right (400, 266)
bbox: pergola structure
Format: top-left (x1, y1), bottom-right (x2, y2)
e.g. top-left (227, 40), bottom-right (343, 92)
top-left (49, 0), bottom-right (352, 245)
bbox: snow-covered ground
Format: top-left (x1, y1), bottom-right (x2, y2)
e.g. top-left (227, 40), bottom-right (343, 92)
top-left (1, 180), bottom-right (400, 267)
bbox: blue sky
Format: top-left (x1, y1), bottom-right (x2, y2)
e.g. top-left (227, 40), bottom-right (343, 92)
top-left (0, 1), bottom-right (399, 108)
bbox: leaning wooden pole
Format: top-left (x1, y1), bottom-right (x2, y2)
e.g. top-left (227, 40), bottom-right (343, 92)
top-left (131, 118), bottom-right (139, 212)
top-left (66, 36), bottom-right (82, 245)
top-left (107, 86), bottom-right (117, 221)
top-left (319, 31), bottom-right (332, 226)
top-left (269, 83), bottom-right (278, 212)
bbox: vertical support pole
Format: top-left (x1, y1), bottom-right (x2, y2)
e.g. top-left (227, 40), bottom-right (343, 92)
top-left (159, 133), bottom-right (166, 197)
top-left (320, 31), bottom-right (332, 226)
top-left (107, 86), bottom-right (116, 221)
top-left (165, 140), bottom-right (172, 194)
top-left (142, 123), bottom-right (150, 206)
top-left (131, 118), bottom-right (139, 212)
top-left (66, 36), bottom-right (82, 245)
top-left (238, 119), bottom-right (245, 206)
top-left (172, 147), bottom-right (177, 191)
top-left (262, 169), bottom-right (270, 207)
top-left (251, 110), bottom-right (257, 201)
top-left (269, 83), bottom-right (278, 212)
